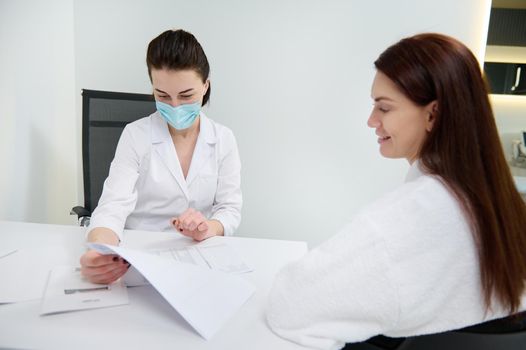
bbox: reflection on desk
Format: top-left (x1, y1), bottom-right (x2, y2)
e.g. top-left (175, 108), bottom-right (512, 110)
top-left (0, 221), bottom-right (309, 350)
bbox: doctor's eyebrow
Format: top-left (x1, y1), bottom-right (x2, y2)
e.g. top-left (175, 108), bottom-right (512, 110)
top-left (154, 88), bottom-right (194, 95)
top-left (177, 88), bottom-right (194, 95)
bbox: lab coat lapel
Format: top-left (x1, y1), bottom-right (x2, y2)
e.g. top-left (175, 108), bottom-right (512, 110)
top-left (186, 114), bottom-right (217, 186)
top-left (151, 113), bottom-right (190, 200)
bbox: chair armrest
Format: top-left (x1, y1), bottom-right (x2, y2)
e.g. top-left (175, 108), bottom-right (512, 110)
top-left (70, 206), bottom-right (90, 217)
top-left (70, 206), bottom-right (91, 227)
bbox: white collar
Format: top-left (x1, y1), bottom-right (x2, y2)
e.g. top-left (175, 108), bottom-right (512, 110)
top-left (404, 159), bottom-right (426, 183)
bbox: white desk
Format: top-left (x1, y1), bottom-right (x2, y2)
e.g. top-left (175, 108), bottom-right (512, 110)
top-left (0, 221), bottom-right (309, 350)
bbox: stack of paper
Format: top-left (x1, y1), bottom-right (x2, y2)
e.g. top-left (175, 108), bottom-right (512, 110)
top-left (88, 243), bottom-right (256, 340)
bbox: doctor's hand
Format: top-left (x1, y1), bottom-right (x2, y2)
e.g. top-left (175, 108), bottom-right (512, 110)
top-left (80, 227), bottom-right (129, 284)
top-left (80, 250), bottom-right (130, 284)
top-left (171, 208), bottom-right (224, 241)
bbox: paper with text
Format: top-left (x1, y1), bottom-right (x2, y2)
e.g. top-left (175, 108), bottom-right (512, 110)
top-left (153, 243), bottom-right (253, 274)
top-left (88, 243), bottom-right (256, 340)
top-left (40, 266), bottom-right (129, 315)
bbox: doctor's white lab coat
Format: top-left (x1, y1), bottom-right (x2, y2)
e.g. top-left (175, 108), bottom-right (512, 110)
top-left (88, 112), bottom-right (242, 240)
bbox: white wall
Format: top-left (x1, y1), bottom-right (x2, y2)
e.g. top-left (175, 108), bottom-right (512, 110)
top-left (493, 96), bottom-right (526, 160)
top-left (494, 97), bottom-right (526, 135)
top-left (1, 0), bottom-right (492, 247)
top-left (0, 0), bottom-right (77, 225)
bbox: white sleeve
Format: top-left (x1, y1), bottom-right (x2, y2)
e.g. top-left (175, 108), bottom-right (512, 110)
top-left (87, 126), bottom-right (141, 241)
top-left (210, 129), bottom-right (242, 236)
top-left (266, 213), bottom-right (400, 350)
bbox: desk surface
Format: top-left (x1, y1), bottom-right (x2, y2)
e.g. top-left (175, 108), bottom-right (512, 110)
top-left (0, 221), bottom-right (309, 350)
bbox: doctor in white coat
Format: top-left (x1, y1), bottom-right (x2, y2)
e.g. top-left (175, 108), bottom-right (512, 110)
top-left (80, 29), bottom-right (242, 284)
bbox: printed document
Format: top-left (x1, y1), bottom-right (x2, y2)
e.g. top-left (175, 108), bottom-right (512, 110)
top-left (153, 243), bottom-right (253, 274)
top-left (40, 266), bottom-right (129, 315)
top-left (123, 242), bottom-right (252, 287)
top-left (88, 243), bottom-right (256, 340)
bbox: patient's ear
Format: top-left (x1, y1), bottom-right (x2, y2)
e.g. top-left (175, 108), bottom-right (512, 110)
top-left (425, 101), bottom-right (438, 132)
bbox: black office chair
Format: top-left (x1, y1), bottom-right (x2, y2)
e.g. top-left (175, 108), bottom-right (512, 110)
top-left (343, 311), bottom-right (526, 350)
top-left (71, 89), bottom-right (156, 226)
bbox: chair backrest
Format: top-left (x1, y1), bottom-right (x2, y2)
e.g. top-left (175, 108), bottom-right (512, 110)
top-left (81, 89), bottom-right (156, 213)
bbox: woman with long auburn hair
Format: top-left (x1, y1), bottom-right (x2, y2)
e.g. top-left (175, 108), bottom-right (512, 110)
top-left (266, 33), bottom-right (526, 350)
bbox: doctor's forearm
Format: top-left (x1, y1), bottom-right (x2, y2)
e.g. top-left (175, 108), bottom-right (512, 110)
top-left (208, 219), bottom-right (224, 237)
top-left (87, 227), bottom-right (120, 245)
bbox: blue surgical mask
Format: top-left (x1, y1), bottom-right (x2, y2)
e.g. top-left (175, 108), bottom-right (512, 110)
top-left (156, 101), bottom-right (201, 130)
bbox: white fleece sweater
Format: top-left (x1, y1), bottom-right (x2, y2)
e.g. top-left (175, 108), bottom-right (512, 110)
top-left (266, 163), bottom-right (526, 350)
